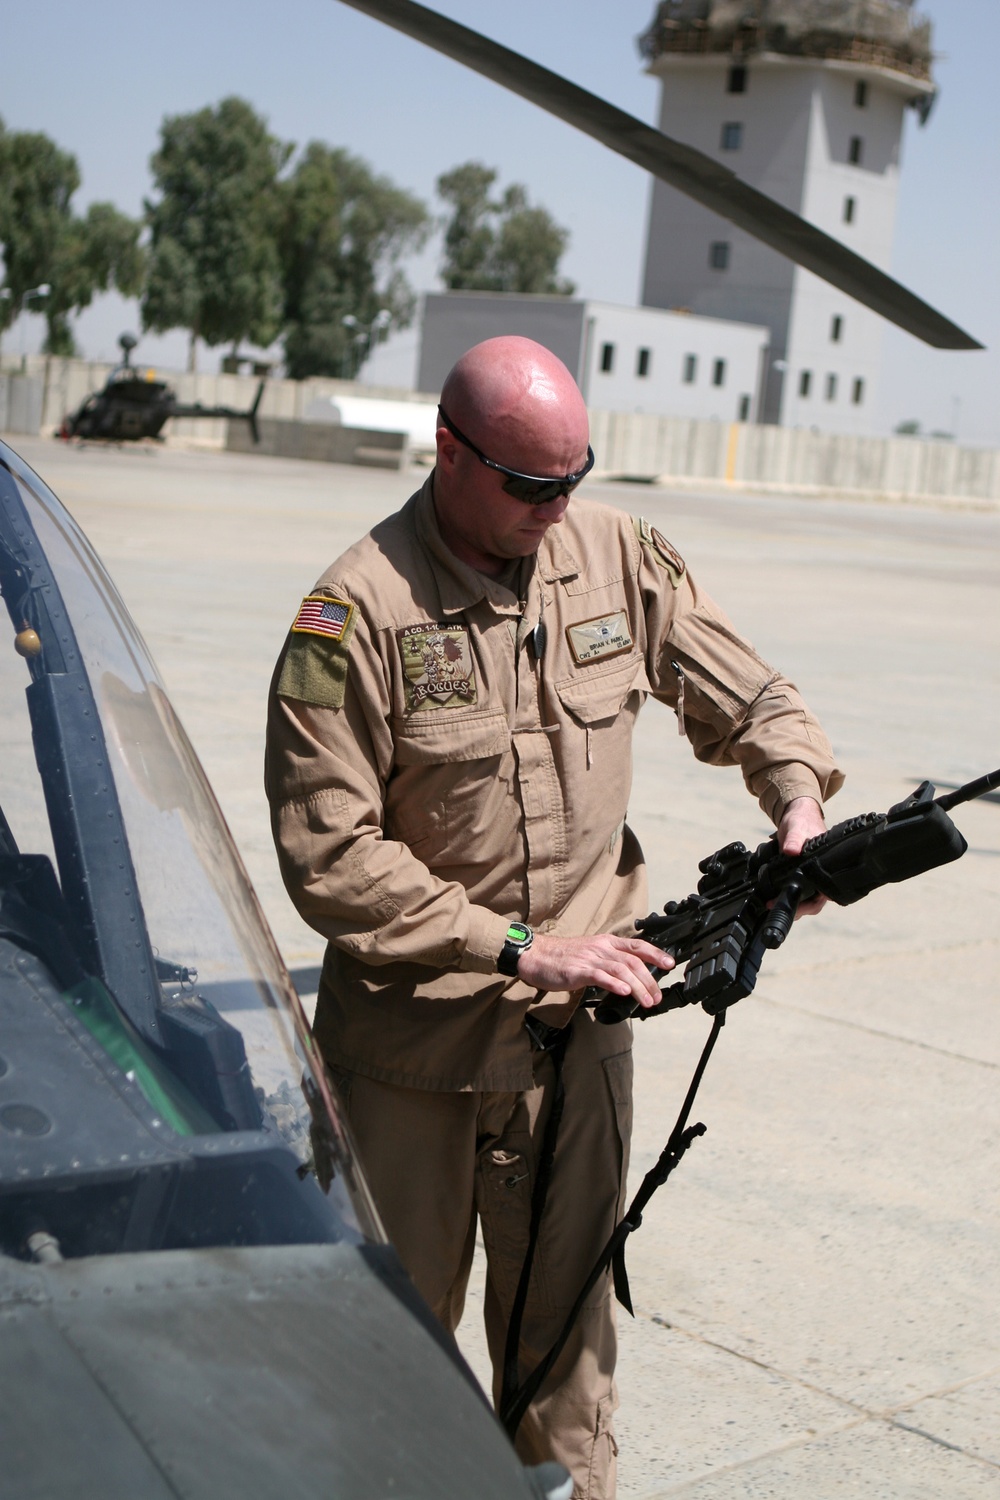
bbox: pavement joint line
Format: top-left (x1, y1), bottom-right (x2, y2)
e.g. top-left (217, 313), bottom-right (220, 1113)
top-left (634, 1319), bottom-right (1000, 1490)
top-left (885, 1416), bottom-right (1000, 1471)
top-left (631, 1415), bottom-right (871, 1499)
top-left (753, 993), bottom-right (1000, 1071)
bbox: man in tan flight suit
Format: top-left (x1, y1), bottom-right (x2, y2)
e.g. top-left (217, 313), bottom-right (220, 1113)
top-left (266, 337), bottom-right (843, 1498)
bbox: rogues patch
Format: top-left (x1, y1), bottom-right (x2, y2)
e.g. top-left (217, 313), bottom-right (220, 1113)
top-left (397, 622), bottom-right (478, 711)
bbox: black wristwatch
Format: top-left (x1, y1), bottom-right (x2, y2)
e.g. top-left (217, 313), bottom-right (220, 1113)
top-left (497, 921), bottom-right (534, 977)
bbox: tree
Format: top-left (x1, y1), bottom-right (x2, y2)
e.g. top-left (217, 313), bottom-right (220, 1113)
top-left (437, 162), bottom-right (575, 296)
top-left (0, 118), bottom-right (142, 355)
top-left (142, 98), bottom-right (291, 369)
top-left (278, 143), bottom-right (429, 380)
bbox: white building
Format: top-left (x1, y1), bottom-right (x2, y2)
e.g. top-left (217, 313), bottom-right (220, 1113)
top-left (639, 0), bottom-right (936, 429)
top-left (412, 291), bottom-right (768, 422)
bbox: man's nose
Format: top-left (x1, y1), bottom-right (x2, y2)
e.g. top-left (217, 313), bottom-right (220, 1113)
top-left (536, 492), bottom-right (571, 523)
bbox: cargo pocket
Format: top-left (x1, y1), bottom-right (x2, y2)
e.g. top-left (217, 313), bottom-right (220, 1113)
top-left (584, 1393), bottom-right (619, 1500)
top-left (478, 1146), bottom-right (551, 1313)
top-left (602, 1050), bottom-right (634, 1223)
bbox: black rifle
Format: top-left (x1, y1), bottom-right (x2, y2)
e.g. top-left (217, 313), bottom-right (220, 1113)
top-left (586, 768), bottom-right (1000, 1027)
top-left (500, 768), bottom-right (1000, 1437)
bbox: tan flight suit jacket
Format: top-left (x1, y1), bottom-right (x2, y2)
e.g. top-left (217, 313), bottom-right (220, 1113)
top-left (266, 477), bottom-right (843, 1094)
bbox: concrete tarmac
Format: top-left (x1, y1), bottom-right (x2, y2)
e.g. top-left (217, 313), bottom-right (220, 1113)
top-left (7, 436), bottom-right (999, 1498)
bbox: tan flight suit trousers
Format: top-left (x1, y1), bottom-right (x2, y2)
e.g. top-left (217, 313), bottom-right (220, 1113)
top-left (330, 1013), bottom-right (633, 1500)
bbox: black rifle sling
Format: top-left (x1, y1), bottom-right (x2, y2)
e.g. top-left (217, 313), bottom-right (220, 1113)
top-left (499, 1017), bottom-right (572, 1428)
top-left (501, 1011), bottom-right (725, 1438)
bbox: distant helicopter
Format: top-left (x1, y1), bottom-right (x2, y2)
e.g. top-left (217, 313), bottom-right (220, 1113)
top-left (0, 436), bottom-right (569, 1500)
top-left (59, 332), bottom-right (264, 444)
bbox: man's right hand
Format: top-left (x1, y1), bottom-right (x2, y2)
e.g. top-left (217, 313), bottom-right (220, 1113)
top-left (516, 933), bottom-right (674, 1009)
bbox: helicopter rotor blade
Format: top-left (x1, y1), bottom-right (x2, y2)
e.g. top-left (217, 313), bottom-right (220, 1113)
top-left (335, 0), bottom-right (981, 352)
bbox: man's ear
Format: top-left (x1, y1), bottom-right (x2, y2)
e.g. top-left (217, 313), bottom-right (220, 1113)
top-left (436, 424), bottom-right (460, 475)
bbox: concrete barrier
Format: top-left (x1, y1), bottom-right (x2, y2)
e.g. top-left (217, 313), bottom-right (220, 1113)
top-left (588, 409), bottom-right (1000, 506)
top-left (0, 375), bottom-right (44, 436)
top-left (226, 415), bottom-right (407, 469)
top-left (7, 353), bottom-right (997, 506)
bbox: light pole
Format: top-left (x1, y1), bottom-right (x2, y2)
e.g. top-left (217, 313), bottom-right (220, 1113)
top-left (342, 310), bottom-right (391, 379)
top-left (19, 285), bottom-right (51, 368)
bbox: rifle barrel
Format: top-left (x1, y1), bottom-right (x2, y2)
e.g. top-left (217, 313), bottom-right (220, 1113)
top-left (934, 768), bottom-right (1000, 812)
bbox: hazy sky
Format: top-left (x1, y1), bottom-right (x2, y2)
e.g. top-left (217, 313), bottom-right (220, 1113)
top-left (2, 0), bottom-right (996, 444)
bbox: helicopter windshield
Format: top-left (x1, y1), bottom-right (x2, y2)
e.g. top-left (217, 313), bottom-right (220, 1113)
top-left (0, 441), bottom-right (381, 1251)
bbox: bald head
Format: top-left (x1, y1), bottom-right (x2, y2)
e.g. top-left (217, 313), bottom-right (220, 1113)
top-left (433, 337), bottom-right (591, 577)
top-left (440, 337), bottom-right (589, 475)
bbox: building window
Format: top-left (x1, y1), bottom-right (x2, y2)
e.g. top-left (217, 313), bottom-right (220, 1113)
top-left (728, 64), bottom-right (747, 94)
top-left (826, 373), bottom-right (838, 401)
top-left (831, 314), bottom-right (843, 343)
top-left (683, 353), bottom-right (697, 384)
top-left (799, 370), bottom-right (812, 398)
top-left (738, 394), bottom-right (751, 421)
top-left (713, 359), bottom-right (726, 388)
top-left (720, 121), bottom-right (743, 151)
top-left (600, 342), bottom-right (615, 374)
top-left (852, 378), bottom-right (865, 406)
top-left (843, 195), bottom-right (856, 224)
top-left (709, 241), bottom-right (730, 270)
top-left (855, 80), bottom-right (868, 108)
top-left (636, 347), bottom-right (651, 378)
top-left (849, 135), bottom-right (864, 165)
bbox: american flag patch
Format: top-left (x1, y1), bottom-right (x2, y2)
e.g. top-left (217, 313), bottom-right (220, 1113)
top-left (291, 594), bottom-right (354, 640)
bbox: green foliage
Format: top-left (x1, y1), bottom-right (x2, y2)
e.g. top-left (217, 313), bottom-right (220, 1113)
top-left (437, 162), bottom-right (575, 296)
top-left (279, 142), bottom-right (429, 379)
top-left (142, 97), bottom-right (292, 353)
top-left (0, 116), bottom-right (143, 355)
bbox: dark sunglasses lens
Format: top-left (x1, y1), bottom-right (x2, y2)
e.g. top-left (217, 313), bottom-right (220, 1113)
top-left (502, 476), bottom-right (564, 505)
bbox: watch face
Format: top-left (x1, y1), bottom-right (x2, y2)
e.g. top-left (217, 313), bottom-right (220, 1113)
top-left (507, 922), bottom-right (531, 944)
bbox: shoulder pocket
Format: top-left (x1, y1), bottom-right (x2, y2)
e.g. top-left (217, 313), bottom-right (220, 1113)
top-left (392, 709), bottom-right (512, 765)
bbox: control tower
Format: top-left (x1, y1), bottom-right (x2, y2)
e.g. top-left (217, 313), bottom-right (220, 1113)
top-left (639, 0), bottom-right (936, 427)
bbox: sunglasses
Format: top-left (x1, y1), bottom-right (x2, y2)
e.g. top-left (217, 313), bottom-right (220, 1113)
top-left (438, 406), bottom-right (595, 505)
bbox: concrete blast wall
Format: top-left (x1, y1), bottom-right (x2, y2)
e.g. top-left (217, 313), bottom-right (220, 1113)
top-left (590, 410), bottom-right (1000, 506)
top-left (3, 357), bottom-right (996, 508)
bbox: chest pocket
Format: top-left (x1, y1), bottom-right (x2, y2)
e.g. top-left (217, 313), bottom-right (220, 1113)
top-left (387, 710), bottom-right (513, 864)
top-left (553, 654), bottom-right (649, 789)
top-left (554, 653), bottom-right (650, 725)
top-left (392, 709), bottom-right (511, 765)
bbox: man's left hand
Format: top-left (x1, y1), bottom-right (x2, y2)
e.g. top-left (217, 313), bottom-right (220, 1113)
top-left (776, 796), bottom-right (828, 917)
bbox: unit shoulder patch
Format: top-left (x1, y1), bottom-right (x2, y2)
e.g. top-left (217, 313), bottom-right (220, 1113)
top-left (277, 591), bottom-right (357, 710)
top-left (634, 516), bottom-right (686, 588)
top-left (566, 610), bottom-right (634, 666)
top-left (397, 622), bottom-right (478, 711)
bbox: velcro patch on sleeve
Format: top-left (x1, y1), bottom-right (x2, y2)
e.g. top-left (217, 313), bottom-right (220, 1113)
top-left (635, 516), bottom-right (686, 588)
top-left (277, 593), bottom-right (357, 709)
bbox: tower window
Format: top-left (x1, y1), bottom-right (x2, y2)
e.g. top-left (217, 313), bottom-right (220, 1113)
top-left (831, 315), bottom-right (843, 343)
top-left (709, 241), bottom-right (730, 270)
top-left (636, 347), bottom-right (651, 378)
top-left (683, 353), bottom-right (697, 384)
top-left (849, 135), bottom-right (864, 165)
top-left (852, 378), bottom-right (865, 406)
top-left (728, 64), bottom-right (747, 94)
top-left (843, 195), bottom-right (856, 224)
top-left (826, 373), bottom-right (838, 402)
top-left (855, 80), bottom-right (868, 108)
top-left (799, 370), bottom-right (812, 398)
top-left (720, 121), bottom-right (743, 151)
top-left (600, 342), bottom-right (615, 374)
top-left (738, 394), bottom-right (751, 421)
top-left (712, 359), bottom-right (726, 388)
